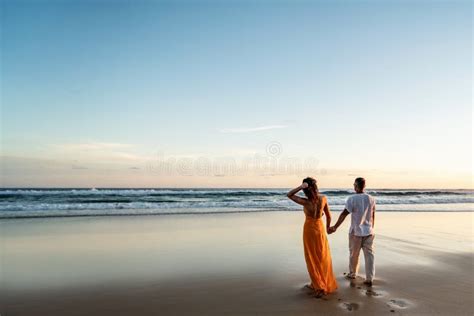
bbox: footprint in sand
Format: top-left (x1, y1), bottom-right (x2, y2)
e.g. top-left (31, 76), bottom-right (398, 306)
top-left (364, 288), bottom-right (390, 298)
top-left (387, 299), bottom-right (410, 309)
top-left (365, 289), bottom-right (383, 297)
top-left (339, 302), bottom-right (360, 312)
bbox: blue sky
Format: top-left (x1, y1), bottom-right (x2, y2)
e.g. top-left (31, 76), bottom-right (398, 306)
top-left (1, 0), bottom-right (472, 188)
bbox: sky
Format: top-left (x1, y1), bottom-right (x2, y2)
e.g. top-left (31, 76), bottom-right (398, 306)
top-left (1, 0), bottom-right (472, 188)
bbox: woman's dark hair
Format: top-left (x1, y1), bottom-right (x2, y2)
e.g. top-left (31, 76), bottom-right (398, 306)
top-left (302, 177), bottom-right (320, 204)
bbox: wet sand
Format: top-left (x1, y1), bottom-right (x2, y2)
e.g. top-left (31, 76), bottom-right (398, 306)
top-left (1, 211), bottom-right (473, 315)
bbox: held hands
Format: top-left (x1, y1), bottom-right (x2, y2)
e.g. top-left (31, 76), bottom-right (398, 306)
top-left (327, 226), bottom-right (337, 234)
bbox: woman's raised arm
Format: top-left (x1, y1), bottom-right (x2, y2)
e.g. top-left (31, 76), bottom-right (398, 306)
top-left (287, 183), bottom-right (309, 206)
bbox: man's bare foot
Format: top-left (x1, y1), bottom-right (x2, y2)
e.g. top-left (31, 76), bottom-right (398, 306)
top-left (363, 280), bottom-right (373, 287)
top-left (344, 274), bottom-right (356, 280)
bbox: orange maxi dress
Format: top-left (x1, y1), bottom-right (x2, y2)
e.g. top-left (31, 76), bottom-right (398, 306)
top-left (303, 197), bottom-right (338, 294)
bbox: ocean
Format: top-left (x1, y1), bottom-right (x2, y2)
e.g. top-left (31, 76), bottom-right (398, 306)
top-left (0, 188), bottom-right (472, 219)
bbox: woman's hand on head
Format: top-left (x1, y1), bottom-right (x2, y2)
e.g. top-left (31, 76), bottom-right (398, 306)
top-left (301, 182), bottom-right (309, 189)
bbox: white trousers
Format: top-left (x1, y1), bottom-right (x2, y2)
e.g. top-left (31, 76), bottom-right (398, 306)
top-left (348, 233), bottom-right (375, 281)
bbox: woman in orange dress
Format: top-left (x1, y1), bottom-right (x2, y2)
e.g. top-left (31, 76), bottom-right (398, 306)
top-left (287, 177), bottom-right (338, 298)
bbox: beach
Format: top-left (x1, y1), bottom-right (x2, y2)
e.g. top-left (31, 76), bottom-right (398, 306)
top-left (0, 211), bottom-right (473, 315)
top-left (2, 0), bottom-right (472, 315)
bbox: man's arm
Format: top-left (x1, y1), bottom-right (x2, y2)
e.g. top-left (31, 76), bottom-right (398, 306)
top-left (372, 198), bottom-right (376, 228)
top-left (329, 209), bottom-right (350, 233)
top-left (372, 207), bottom-right (375, 228)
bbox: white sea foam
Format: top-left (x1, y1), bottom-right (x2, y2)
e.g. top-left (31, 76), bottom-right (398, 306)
top-left (0, 188), bottom-right (472, 218)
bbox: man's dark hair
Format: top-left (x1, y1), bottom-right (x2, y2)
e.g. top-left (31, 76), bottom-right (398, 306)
top-left (355, 177), bottom-right (366, 189)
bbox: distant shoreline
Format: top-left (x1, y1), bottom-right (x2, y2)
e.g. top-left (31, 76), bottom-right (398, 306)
top-left (1, 187), bottom-right (473, 190)
top-left (1, 208), bottom-right (473, 220)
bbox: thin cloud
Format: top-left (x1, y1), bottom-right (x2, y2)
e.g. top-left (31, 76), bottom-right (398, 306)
top-left (72, 165), bottom-right (88, 170)
top-left (218, 125), bottom-right (287, 133)
top-left (53, 142), bottom-right (134, 151)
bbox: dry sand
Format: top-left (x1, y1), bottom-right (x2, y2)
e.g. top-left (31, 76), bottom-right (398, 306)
top-left (1, 211), bottom-right (473, 315)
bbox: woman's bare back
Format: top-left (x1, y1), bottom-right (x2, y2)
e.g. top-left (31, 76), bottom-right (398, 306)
top-left (304, 195), bottom-right (326, 218)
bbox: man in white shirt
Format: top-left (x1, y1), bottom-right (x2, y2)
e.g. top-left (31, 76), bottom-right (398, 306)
top-left (329, 177), bottom-right (376, 286)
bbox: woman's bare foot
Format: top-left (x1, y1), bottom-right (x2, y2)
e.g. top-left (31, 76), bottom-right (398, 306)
top-left (303, 284), bottom-right (314, 291)
top-left (314, 289), bottom-right (325, 298)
